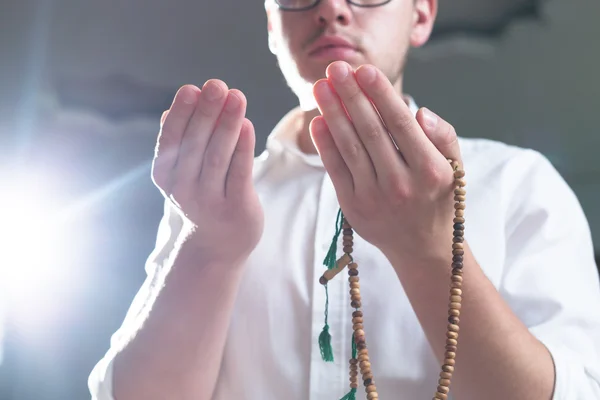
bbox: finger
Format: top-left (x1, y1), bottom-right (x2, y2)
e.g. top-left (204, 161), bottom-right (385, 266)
top-left (152, 85), bottom-right (200, 194)
top-left (199, 89), bottom-right (247, 197)
top-left (225, 118), bottom-right (256, 198)
top-left (160, 110), bottom-right (169, 127)
top-left (326, 61), bottom-right (406, 185)
top-left (313, 78), bottom-right (376, 193)
top-left (310, 116), bottom-right (354, 199)
top-left (416, 108), bottom-right (462, 167)
top-left (174, 79), bottom-right (229, 187)
top-left (355, 65), bottom-right (439, 170)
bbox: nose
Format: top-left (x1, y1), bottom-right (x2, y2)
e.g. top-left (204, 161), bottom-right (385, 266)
top-left (315, 0), bottom-right (352, 26)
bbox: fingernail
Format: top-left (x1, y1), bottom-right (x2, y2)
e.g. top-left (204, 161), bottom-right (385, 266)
top-left (328, 62), bottom-right (349, 82)
top-left (179, 86), bottom-right (197, 104)
top-left (160, 110), bottom-right (169, 126)
top-left (225, 92), bottom-right (240, 112)
top-left (422, 108), bottom-right (438, 130)
top-left (203, 81), bottom-right (224, 101)
top-left (314, 80), bottom-right (333, 99)
top-left (358, 65), bottom-right (376, 85)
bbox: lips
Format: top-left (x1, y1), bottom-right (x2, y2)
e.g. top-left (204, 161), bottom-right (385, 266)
top-left (308, 36), bottom-right (358, 56)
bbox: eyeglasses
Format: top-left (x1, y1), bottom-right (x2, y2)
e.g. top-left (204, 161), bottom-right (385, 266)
top-left (275, 0), bottom-right (392, 12)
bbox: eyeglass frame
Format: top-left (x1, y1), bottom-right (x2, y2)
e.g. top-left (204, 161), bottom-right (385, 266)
top-left (275, 0), bottom-right (393, 12)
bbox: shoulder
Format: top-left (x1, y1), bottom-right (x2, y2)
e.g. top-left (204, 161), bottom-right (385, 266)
top-left (459, 137), bottom-right (586, 235)
top-left (459, 137), bottom-right (565, 194)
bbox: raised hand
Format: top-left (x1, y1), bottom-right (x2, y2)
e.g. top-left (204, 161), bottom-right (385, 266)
top-left (310, 61), bottom-right (463, 268)
top-left (152, 81), bottom-right (264, 265)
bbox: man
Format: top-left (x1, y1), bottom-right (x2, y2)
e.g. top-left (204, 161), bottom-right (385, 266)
top-left (88, 0), bottom-right (600, 399)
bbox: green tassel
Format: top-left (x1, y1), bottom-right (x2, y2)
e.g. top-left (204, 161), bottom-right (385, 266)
top-left (323, 208), bottom-right (344, 270)
top-left (339, 388), bottom-right (357, 400)
top-left (351, 330), bottom-right (357, 359)
top-left (319, 285), bottom-right (334, 362)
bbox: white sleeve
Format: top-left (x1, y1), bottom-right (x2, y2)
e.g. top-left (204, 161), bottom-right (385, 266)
top-left (87, 200), bottom-right (184, 400)
top-left (500, 150), bottom-right (600, 399)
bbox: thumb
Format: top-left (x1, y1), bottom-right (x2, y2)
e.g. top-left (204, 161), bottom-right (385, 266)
top-left (416, 107), bottom-right (462, 167)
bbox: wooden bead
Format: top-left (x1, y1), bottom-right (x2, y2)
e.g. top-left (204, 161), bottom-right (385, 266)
top-left (446, 331), bottom-right (459, 340)
top-left (454, 170), bottom-right (465, 178)
top-left (434, 392), bottom-right (448, 400)
top-left (445, 352), bottom-right (456, 359)
top-left (319, 276), bottom-right (327, 285)
top-left (452, 243), bottom-right (464, 250)
top-left (448, 324), bottom-right (460, 332)
top-left (452, 268), bottom-right (463, 275)
top-left (452, 236), bottom-right (464, 243)
top-left (355, 329), bottom-right (365, 338)
top-left (358, 353), bottom-right (369, 362)
top-left (348, 269), bottom-right (359, 277)
top-left (452, 254), bottom-right (463, 262)
top-left (450, 288), bottom-right (462, 296)
top-left (453, 223), bottom-right (464, 230)
top-left (448, 316), bottom-right (459, 324)
top-left (353, 310), bottom-right (363, 318)
top-left (350, 282), bottom-right (360, 289)
top-left (444, 346), bottom-right (457, 354)
top-left (449, 308), bottom-right (460, 317)
top-left (350, 370), bottom-right (358, 377)
top-left (353, 323), bottom-right (364, 331)
top-left (454, 195), bottom-right (466, 202)
top-left (451, 275), bottom-right (463, 283)
top-left (450, 295), bottom-right (462, 303)
top-left (453, 217), bottom-right (465, 224)
top-left (357, 342), bottom-right (367, 351)
top-left (451, 281), bottom-right (462, 289)
top-left (366, 384), bottom-right (377, 393)
top-left (440, 371), bottom-right (452, 379)
top-left (350, 358), bottom-right (358, 365)
top-left (363, 378), bottom-right (373, 386)
top-left (343, 228), bottom-right (353, 235)
top-left (454, 188), bottom-right (466, 195)
top-left (437, 385), bottom-right (450, 394)
top-left (358, 348), bottom-right (368, 356)
top-left (352, 317), bottom-right (363, 324)
top-left (350, 288), bottom-right (360, 296)
top-left (360, 360), bottom-right (371, 370)
top-left (367, 392), bottom-right (379, 400)
top-left (453, 229), bottom-right (464, 236)
top-left (363, 372), bottom-right (373, 380)
top-left (454, 203), bottom-right (466, 210)
top-left (351, 300), bottom-right (362, 308)
top-left (442, 364), bottom-right (454, 373)
top-left (355, 336), bottom-right (366, 345)
top-left (444, 358), bottom-right (456, 366)
top-left (455, 209), bottom-right (464, 217)
top-left (343, 246), bottom-right (353, 254)
top-left (455, 178), bottom-right (466, 187)
top-left (452, 250), bottom-right (464, 257)
top-left (350, 382), bottom-right (358, 389)
top-left (349, 276), bottom-right (359, 283)
top-left (348, 262), bottom-right (358, 270)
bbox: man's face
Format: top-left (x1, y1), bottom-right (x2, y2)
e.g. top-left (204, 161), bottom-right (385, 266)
top-left (266, 0), bottom-right (436, 109)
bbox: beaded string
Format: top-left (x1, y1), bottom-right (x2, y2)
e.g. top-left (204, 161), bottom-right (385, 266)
top-left (319, 159), bottom-right (466, 400)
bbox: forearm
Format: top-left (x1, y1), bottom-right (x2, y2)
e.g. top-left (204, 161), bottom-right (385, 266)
top-left (112, 234), bottom-right (247, 400)
top-left (390, 242), bottom-right (555, 400)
